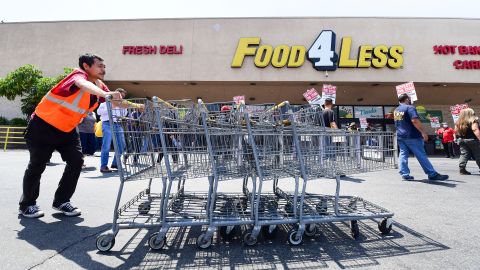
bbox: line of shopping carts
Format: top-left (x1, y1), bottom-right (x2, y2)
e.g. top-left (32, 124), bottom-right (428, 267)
top-left (95, 96), bottom-right (397, 251)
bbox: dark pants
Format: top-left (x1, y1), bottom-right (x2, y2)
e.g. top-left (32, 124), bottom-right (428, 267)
top-left (19, 116), bottom-right (84, 210)
top-left (79, 132), bottom-right (96, 155)
top-left (458, 139), bottom-right (480, 169)
top-left (442, 141), bottom-right (455, 157)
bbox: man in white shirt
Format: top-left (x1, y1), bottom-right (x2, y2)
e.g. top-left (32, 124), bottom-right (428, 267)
top-left (97, 88), bottom-right (128, 172)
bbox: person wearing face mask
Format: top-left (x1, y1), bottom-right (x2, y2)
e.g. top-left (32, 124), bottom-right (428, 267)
top-left (394, 94), bottom-right (449, 181)
top-left (18, 53), bottom-right (124, 218)
top-left (436, 122), bottom-right (456, 158)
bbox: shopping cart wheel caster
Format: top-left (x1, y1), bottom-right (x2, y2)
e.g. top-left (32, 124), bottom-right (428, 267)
top-left (350, 220), bottom-right (360, 239)
top-left (304, 224), bottom-right (317, 237)
top-left (219, 226), bottom-right (238, 240)
top-left (96, 235), bottom-right (115, 252)
top-left (243, 232), bottom-right (258, 246)
top-left (138, 202), bottom-right (151, 215)
top-left (261, 225), bottom-right (278, 239)
top-left (148, 232), bottom-right (165, 250)
top-left (288, 229), bottom-right (303, 246)
top-left (378, 218), bottom-right (393, 234)
top-left (197, 233), bottom-right (212, 249)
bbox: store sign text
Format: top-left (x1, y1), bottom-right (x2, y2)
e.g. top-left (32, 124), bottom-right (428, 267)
top-left (231, 31), bottom-right (404, 71)
top-left (433, 45), bottom-right (480, 69)
top-left (122, 45), bottom-right (183, 55)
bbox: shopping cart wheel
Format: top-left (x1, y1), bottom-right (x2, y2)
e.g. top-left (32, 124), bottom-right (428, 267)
top-left (378, 218), bottom-right (393, 234)
top-left (287, 229), bottom-right (303, 246)
top-left (219, 225), bottom-right (239, 240)
top-left (350, 220), bottom-right (360, 239)
top-left (243, 232), bottom-right (258, 246)
top-left (96, 235), bottom-right (115, 252)
top-left (197, 233), bottom-right (212, 249)
top-left (261, 225), bottom-right (279, 239)
top-left (148, 232), bottom-right (166, 250)
top-left (304, 224), bottom-right (317, 237)
top-left (138, 202), bottom-right (151, 215)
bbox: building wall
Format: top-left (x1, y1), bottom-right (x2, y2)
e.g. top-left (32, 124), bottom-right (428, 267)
top-left (0, 97), bottom-right (23, 119)
top-left (1, 17), bottom-right (480, 83)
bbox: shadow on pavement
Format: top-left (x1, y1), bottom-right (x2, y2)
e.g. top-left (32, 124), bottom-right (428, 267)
top-left (92, 220), bottom-right (450, 269)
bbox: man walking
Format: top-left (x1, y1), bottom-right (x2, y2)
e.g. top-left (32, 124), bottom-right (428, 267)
top-left (394, 94), bottom-right (449, 181)
top-left (19, 53), bottom-right (122, 218)
top-left (436, 122), bottom-right (456, 158)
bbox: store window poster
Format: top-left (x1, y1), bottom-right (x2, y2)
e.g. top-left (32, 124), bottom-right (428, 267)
top-left (339, 106), bottom-right (353, 118)
top-left (354, 106), bottom-right (384, 119)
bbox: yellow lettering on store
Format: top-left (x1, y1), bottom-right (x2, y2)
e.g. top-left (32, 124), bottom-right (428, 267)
top-left (231, 37), bottom-right (261, 67)
top-left (288, 46), bottom-right (306, 67)
top-left (357, 45), bottom-right (373, 68)
top-left (387, 46), bottom-right (404, 69)
top-left (338, 37), bottom-right (357, 68)
top-left (271, 45), bottom-right (290, 68)
top-left (254, 45), bottom-right (273, 68)
top-left (372, 45), bottom-right (389, 68)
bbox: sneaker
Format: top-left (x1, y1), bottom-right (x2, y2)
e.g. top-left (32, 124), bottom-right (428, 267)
top-left (52, 202), bottom-right (82, 216)
top-left (460, 168), bottom-right (471, 175)
top-left (428, 173), bottom-right (449, 181)
top-left (100, 166), bottom-right (113, 173)
top-left (19, 205), bottom-right (44, 218)
top-left (110, 164), bottom-right (118, 169)
top-left (402, 175), bottom-right (414, 181)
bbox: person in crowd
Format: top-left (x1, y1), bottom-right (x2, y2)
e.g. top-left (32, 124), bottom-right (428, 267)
top-left (454, 108), bottom-right (480, 175)
top-left (94, 119), bottom-right (103, 152)
top-left (322, 98), bottom-right (338, 129)
top-left (96, 88), bottom-right (128, 173)
top-left (19, 53), bottom-right (123, 218)
top-left (78, 111), bottom-right (97, 156)
top-left (436, 122), bottom-right (456, 158)
top-left (394, 93), bottom-right (449, 181)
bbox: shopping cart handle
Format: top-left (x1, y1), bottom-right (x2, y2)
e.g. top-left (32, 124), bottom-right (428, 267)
top-left (105, 94), bottom-right (113, 101)
top-left (267, 101), bottom-right (289, 112)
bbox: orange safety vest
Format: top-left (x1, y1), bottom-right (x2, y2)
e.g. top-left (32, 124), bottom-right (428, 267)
top-left (35, 69), bottom-right (104, 132)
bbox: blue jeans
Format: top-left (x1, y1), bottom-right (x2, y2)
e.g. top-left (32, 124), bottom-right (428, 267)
top-left (79, 132), bottom-right (96, 155)
top-left (101, 121), bottom-right (125, 168)
top-left (398, 138), bottom-right (437, 177)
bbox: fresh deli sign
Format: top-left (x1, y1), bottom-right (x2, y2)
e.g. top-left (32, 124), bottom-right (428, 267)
top-left (122, 45), bottom-right (183, 55)
top-left (231, 30), bottom-right (404, 70)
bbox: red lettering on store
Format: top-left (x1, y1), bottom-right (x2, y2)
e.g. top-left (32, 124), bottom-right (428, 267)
top-left (122, 45), bottom-right (183, 55)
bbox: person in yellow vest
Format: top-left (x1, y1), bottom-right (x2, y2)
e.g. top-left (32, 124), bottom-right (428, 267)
top-left (18, 53), bottom-right (124, 218)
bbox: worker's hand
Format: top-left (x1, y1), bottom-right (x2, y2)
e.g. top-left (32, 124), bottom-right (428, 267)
top-left (422, 132), bottom-right (429, 142)
top-left (109, 91), bottom-right (123, 100)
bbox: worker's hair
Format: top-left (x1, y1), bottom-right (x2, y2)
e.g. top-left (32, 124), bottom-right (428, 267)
top-left (79, 53), bottom-right (104, 70)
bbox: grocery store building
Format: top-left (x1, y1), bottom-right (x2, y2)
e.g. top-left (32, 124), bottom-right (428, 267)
top-left (1, 17), bottom-right (480, 133)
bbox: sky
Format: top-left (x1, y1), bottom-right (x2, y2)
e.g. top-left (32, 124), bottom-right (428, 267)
top-left (1, 0), bottom-right (479, 23)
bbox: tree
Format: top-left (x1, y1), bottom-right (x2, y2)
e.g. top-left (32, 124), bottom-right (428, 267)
top-left (0, 65), bottom-right (73, 118)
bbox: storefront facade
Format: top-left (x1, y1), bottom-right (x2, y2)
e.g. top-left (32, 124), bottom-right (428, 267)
top-left (1, 17), bottom-right (479, 132)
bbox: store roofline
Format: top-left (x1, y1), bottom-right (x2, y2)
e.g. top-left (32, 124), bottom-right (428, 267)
top-left (2, 15), bottom-right (480, 25)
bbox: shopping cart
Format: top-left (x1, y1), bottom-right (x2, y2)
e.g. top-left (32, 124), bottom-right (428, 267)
top-left (96, 97), bottom-right (167, 252)
top-left (283, 104), bottom-right (397, 245)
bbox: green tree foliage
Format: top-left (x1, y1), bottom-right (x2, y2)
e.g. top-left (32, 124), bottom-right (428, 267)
top-left (0, 65), bottom-right (73, 117)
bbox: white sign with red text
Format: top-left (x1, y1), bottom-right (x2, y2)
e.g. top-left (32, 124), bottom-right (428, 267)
top-left (396, 82), bottom-right (418, 102)
top-left (233, 95), bottom-right (245, 105)
top-left (359, 118), bottom-right (368, 129)
top-left (303, 88), bottom-right (322, 105)
top-left (450, 103), bottom-right (469, 123)
top-left (322, 84), bottom-right (337, 104)
top-left (430, 116), bottom-right (440, 128)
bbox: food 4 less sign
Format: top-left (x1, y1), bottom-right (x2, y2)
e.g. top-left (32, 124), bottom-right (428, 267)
top-left (231, 30), bottom-right (404, 70)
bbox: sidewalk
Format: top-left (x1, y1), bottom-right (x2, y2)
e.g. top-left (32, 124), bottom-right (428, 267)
top-left (1, 150), bottom-right (479, 269)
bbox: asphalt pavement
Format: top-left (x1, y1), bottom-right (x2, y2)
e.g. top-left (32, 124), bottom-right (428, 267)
top-left (1, 150), bottom-right (479, 269)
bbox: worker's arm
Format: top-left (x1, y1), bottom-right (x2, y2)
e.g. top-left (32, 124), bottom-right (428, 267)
top-left (74, 78), bottom-right (122, 100)
top-left (411, 118), bottom-right (428, 141)
top-left (472, 121), bottom-right (480, 140)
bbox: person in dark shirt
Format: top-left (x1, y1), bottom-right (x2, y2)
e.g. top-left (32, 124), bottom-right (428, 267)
top-left (394, 94), bottom-right (448, 181)
top-left (322, 98), bottom-right (338, 129)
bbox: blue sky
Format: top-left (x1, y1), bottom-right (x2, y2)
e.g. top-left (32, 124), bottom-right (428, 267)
top-left (1, 0), bottom-right (478, 22)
